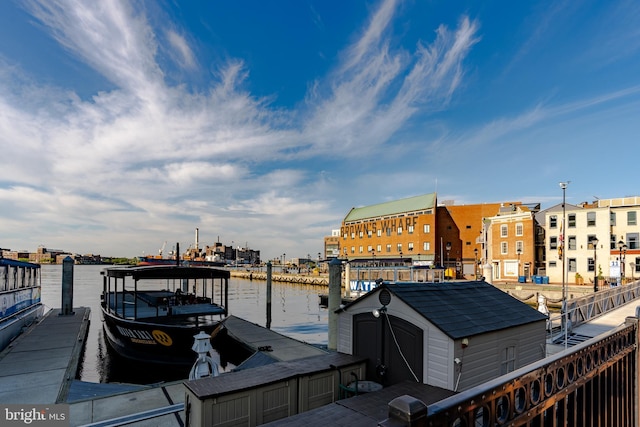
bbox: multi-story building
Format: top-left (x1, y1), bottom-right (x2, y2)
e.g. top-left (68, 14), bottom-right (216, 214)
top-left (484, 203), bottom-right (540, 282)
top-left (542, 197), bottom-right (640, 285)
top-left (340, 193), bottom-right (438, 267)
top-left (323, 230), bottom-right (340, 260)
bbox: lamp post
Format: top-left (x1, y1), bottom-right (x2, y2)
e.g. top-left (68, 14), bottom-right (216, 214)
top-left (445, 242), bottom-right (451, 280)
top-left (592, 237), bottom-right (599, 292)
top-left (371, 249), bottom-right (376, 267)
top-left (618, 240), bottom-right (627, 283)
top-left (559, 181), bottom-right (569, 350)
top-left (516, 247), bottom-right (522, 280)
top-left (474, 248), bottom-right (478, 280)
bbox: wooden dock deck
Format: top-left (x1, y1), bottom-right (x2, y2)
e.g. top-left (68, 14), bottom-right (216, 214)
top-left (0, 307), bottom-right (90, 404)
top-left (223, 315), bottom-right (327, 361)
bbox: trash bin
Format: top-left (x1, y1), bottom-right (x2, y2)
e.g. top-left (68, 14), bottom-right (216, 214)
top-left (534, 275), bottom-right (543, 284)
top-left (542, 276), bottom-right (549, 284)
top-left (518, 275), bottom-right (526, 283)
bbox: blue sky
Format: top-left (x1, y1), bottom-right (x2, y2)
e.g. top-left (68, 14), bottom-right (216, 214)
top-left (1, 0), bottom-right (640, 260)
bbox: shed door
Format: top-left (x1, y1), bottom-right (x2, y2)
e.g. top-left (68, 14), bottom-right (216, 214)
top-left (353, 313), bottom-right (423, 386)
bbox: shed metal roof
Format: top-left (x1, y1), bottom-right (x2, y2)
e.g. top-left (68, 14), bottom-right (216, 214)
top-left (351, 282), bottom-right (547, 339)
top-left (344, 193), bottom-right (436, 223)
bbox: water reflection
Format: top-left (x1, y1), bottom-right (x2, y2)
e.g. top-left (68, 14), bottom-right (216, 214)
top-left (40, 265), bottom-right (329, 384)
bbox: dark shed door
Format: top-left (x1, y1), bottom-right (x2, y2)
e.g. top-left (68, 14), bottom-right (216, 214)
top-left (353, 313), bottom-right (423, 386)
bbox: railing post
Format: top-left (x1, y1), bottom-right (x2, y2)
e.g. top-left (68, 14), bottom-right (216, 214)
top-left (379, 395), bottom-right (427, 427)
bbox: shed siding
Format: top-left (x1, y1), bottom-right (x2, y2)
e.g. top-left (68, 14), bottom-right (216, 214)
top-left (454, 321), bottom-right (546, 391)
top-left (426, 329), bottom-right (450, 389)
top-left (337, 314), bottom-right (352, 354)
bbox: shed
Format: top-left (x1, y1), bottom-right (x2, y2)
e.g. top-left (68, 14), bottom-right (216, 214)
top-left (337, 281), bottom-right (548, 392)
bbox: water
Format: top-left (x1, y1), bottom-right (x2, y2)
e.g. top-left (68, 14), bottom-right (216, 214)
top-left (39, 265), bottom-right (329, 384)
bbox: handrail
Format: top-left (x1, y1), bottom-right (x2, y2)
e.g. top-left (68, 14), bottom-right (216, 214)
top-left (78, 403), bottom-right (184, 427)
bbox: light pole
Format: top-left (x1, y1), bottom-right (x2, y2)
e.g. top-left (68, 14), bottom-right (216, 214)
top-left (559, 181), bottom-right (569, 349)
top-left (592, 237), bottom-right (599, 292)
top-left (445, 242), bottom-right (451, 280)
top-left (618, 240), bottom-right (627, 283)
top-left (474, 248), bottom-right (478, 280)
top-left (516, 247), bottom-right (522, 280)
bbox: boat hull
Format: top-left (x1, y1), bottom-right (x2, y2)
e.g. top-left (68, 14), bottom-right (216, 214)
top-left (101, 308), bottom-right (220, 366)
top-left (0, 303), bottom-right (45, 352)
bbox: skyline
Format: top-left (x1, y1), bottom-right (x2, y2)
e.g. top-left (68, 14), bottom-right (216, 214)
top-left (1, 0), bottom-right (640, 260)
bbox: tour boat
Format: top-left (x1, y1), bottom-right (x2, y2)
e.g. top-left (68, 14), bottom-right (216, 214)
top-left (0, 259), bottom-right (45, 351)
top-left (100, 265), bottom-right (229, 366)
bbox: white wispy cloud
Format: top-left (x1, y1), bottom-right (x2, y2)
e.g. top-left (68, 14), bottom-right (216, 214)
top-left (0, 0), bottom-right (477, 257)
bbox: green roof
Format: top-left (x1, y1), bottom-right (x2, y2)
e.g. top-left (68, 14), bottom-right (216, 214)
top-left (344, 193), bottom-right (436, 222)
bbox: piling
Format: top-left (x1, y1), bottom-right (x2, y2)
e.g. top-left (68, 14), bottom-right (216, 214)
top-left (344, 261), bottom-right (351, 298)
top-left (266, 261), bottom-right (272, 329)
top-left (61, 256), bottom-right (74, 315)
top-left (328, 258), bottom-right (342, 350)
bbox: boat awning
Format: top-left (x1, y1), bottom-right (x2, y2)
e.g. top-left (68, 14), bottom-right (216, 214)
top-left (101, 265), bottom-right (230, 280)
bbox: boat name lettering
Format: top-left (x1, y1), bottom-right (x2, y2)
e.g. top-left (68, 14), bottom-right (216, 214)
top-left (116, 326), bottom-right (155, 341)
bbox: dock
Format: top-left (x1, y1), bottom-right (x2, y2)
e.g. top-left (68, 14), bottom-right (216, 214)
top-left (0, 307), bottom-right (90, 404)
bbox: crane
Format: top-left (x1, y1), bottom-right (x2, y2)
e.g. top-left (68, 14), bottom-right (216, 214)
top-left (159, 241), bottom-right (167, 257)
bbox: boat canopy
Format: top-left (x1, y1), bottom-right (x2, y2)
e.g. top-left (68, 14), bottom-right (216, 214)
top-left (101, 265), bottom-right (230, 280)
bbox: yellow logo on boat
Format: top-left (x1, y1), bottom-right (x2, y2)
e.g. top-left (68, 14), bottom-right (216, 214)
top-left (152, 330), bottom-right (173, 346)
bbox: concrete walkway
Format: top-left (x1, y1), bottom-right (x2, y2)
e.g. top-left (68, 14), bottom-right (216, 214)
top-left (0, 307), bottom-right (90, 404)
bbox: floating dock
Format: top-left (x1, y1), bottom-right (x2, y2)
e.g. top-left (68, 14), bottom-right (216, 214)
top-left (0, 307), bottom-right (90, 404)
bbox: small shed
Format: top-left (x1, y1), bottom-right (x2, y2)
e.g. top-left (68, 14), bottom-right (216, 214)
top-left (337, 281), bottom-right (548, 392)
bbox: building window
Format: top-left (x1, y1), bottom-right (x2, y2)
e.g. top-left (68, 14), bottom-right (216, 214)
top-left (351, 232), bottom-right (355, 239)
top-left (367, 245), bottom-right (373, 252)
top-left (635, 257), bottom-right (640, 274)
top-left (386, 228), bottom-right (392, 236)
top-left (587, 212), bottom-right (596, 226)
top-left (397, 243), bottom-right (402, 252)
top-left (423, 242), bottom-right (430, 251)
top-left (397, 227), bottom-right (403, 235)
top-left (516, 223), bottom-right (523, 236)
top-left (629, 211), bottom-right (637, 226)
top-left (501, 242), bottom-right (508, 255)
top-left (516, 241), bottom-right (523, 253)
top-left (359, 246), bottom-right (363, 253)
top-left (377, 229), bottom-right (381, 237)
top-left (501, 345), bottom-right (516, 375)
top-left (587, 235), bottom-right (597, 248)
top-left (351, 246), bottom-right (355, 254)
top-left (550, 236), bottom-right (558, 250)
top-left (386, 244), bottom-right (391, 253)
top-left (568, 258), bottom-right (576, 272)
top-left (408, 242), bottom-right (414, 251)
top-left (627, 233), bottom-right (639, 250)
top-left (549, 261), bottom-right (557, 268)
top-left (568, 214), bottom-right (576, 228)
top-left (408, 225), bottom-right (414, 234)
top-left (611, 235), bottom-right (617, 250)
top-left (501, 225), bottom-right (508, 237)
top-left (549, 215), bottom-right (557, 228)
top-left (423, 224), bottom-right (430, 233)
top-left (568, 236), bottom-right (576, 250)
top-left (610, 212), bottom-right (616, 226)
top-left (367, 230), bottom-right (372, 238)
top-left (359, 231), bottom-right (363, 238)
top-left (588, 257), bottom-right (595, 272)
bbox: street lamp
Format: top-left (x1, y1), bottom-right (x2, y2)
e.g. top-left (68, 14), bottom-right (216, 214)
top-left (516, 247), bottom-right (522, 279)
top-left (618, 240), bottom-right (627, 282)
top-left (399, 251), bottom-right (403, 265)
top-left (592, 237), bottom-right (599, 292)
top-left (474, 248), bottom-right (478, 280)
top-left (445, 242), bottom-right (451, 280)
top-left (371, 249), bottom-right (376, 267)
top-left (559, 181), bottom-right (570, 350)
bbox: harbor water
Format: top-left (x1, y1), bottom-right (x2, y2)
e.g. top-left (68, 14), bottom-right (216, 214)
top-left (39, 264), bottom-right (329, 384)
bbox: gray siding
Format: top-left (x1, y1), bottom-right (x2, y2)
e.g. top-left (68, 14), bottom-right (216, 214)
top-left (454, 321), bottom-right (546, 391)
